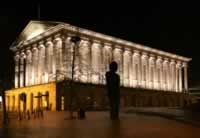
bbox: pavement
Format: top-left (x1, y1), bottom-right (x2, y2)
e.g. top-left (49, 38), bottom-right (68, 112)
top-left (124, 107), bottom-right (200, 127)
top-left (0, 108), bottom-right (200, 138)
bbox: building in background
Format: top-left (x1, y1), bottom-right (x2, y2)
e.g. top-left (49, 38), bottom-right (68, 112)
top-left (5, 20), bottom-right (192, 112)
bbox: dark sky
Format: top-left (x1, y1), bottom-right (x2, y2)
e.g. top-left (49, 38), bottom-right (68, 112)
top-left (0, 2), bottom-right (200, 88)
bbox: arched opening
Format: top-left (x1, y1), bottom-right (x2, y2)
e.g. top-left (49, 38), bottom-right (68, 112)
top-left (19, 93), bottom-right (27, 112)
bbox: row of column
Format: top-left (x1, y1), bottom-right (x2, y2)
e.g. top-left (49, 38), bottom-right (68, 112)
top-left (14, 35), bottom-right (64, 88)
top-left (14, 35), bottom-right (188, 92)
top-left (73, 40), bottom-right (188, 92)
top-left (6, 92), bottom-right (50, 112)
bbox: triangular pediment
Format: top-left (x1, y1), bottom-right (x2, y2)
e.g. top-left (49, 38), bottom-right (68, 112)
top-left (11, 20), bottom-right (63, 48)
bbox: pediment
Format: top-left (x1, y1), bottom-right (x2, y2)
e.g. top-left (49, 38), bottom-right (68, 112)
top-left (11, 20), bottom-right (63, 48)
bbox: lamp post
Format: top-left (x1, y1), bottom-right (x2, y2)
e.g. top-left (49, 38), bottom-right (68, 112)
top-left (68, 36), bottom-right (81, 119)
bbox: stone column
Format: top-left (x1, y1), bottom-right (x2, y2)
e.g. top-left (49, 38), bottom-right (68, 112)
top-left (19, 52), bottom-right (26, 87)
top-left (63, 36), bottom-right (73, 80)
top-left (14, 53), bottom-right (20, 88)
top-left (25, 49), bottom-right (32, 86)
top-left (149, 54), bottom-right (155, 89)
top-left (32, 45), bottom-right (39, 85)
top-left (38, 42), bottom-right (46, 84)
top-left (163, 58), bottom-right (169, 91)
top-left (145, 53), bottom-right (149, 88)
top-left (45, 38), bottom-right (54, 82)
top-left (103, 43), bottom-right (113, 84)
top-left (156, 56), bottom-right (162, 90)
top-left (159, 57), bottom-right (164, 90)
top-left (79, 39), bottom-right (91, 83)
top-left (123, 47), bottom-right (132, 87)
top-left (91, 40), bottom-right (102, 84)
top-left (132, 50), bottom-right (140, 87)
top-left (141, 52), bottom-right (148, 88)
top-left (170, 60), bottom-right (176, 91)
top-left (99, 44), bottom-right (104, 84)
top-left (175, 62), bottom-right (179, 92)
top-left (113, 45), bottom-right (123, 85)
top-left (165, 58), bottom-right (170, 91)
top-left (103, 43), bottom-right (113, 69)
top-left (160, 57), bottom-right (164, 90)
top-left (73, 39), bottom-right (80, 82)
top-left (54, 36), bottom-right (64, 81)
top-left (178, 62), bottom-right (183, 92)
top-left (183, 62), bottom-right (188, 92)
top-left (51, 40), bottom-right (56, 81)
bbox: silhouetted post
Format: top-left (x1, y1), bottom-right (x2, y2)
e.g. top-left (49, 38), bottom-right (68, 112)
top-left (2, 90), bottom-right (7, 124)
top-left (0, 80), bottom-right (7, 124)
top-left (41, 108), bottom-right (44, 118)
top-left (105, 61), bottom-right (120, 120)
top-left (33, 109), bottom-right (36, 119)
top-left (18, 110), bottom-right (22, 121)
top-left (27, 110), bottom-right (30, 120)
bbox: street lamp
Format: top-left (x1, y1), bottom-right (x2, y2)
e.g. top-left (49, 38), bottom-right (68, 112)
top-left (70, 36), bottom-right (81, 82)
top-left (68, 36), bottom-right (81, 119)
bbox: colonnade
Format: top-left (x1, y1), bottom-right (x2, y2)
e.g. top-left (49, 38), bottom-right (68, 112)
top-left (14, 34), bottom-right (189, 92)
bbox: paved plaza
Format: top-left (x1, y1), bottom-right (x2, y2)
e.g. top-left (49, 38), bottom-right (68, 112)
top-left (0, 109), bottom-right (200, 138)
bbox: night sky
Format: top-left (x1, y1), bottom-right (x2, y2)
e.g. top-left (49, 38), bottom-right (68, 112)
top-left (0, 2), bottom-right (200, 88)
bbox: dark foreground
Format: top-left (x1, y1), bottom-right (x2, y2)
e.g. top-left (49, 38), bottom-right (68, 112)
top-left (0, 110), bottom-right (200, 138)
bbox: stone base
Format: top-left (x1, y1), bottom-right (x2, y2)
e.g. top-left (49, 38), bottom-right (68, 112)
top-left (5, 81), bottom-right (194, 112)
top-left (56, 81), bottom-right (194, 111)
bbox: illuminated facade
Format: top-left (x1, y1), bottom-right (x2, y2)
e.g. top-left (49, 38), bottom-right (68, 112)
top-left (6, 20), bottom-right (192, 111)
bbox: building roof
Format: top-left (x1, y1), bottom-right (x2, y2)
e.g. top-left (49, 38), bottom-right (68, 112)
top-left (10, 20), bottom-right (63, 49)
top-left (10, 20), bottom-right (192, 62)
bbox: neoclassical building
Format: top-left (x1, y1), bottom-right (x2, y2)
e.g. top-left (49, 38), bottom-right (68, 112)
top-left (5, 20), bottom-right (192, 112)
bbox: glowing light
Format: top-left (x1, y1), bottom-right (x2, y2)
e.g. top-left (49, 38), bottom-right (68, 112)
top-left (0, 96), bottom-right (2, 102)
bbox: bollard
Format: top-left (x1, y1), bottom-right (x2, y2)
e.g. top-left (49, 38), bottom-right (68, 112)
top-left (37, 108), bottom-right (39, 118)
top-left (27, 110), bottom-right (30, 120)
top-left (78, 108), bottom-right (86, 119)
top-left (18, 111), bottom-right (22, 121)
top-left (41, 109), bottom-right (44, 118)
top-left (33, 109), bottom-right (36, 119)
top-left (6, 112), bottom-right (9, 123)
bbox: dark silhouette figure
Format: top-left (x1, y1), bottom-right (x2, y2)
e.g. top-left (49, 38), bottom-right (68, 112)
top-left (106, 61), bottom-right (120, 120)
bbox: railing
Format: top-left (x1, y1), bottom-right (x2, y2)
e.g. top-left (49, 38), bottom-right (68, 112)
top-left (3, 108), bottom-right (45, 122)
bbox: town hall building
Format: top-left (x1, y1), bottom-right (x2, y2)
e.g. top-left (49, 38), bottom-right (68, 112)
top-left (5, 20), bottom-right (192, 112)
